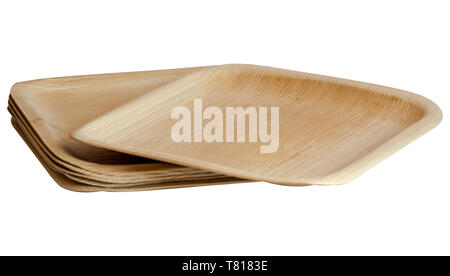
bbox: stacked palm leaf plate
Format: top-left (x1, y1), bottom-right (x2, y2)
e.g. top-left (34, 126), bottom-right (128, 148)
top-left (9, 65), bottom-right (442, 191)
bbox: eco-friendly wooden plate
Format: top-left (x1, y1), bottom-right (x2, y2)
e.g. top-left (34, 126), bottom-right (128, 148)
top-left (10, 67), bottom-right (244, 185)
top-left (8, 103), bottom-right (240, 188)
top-left (11, 118), bottom-right (242, 192)
top-left (9, 99), bottom-right (235, 186)
top-left (73, 64), bottom-right (442, 186)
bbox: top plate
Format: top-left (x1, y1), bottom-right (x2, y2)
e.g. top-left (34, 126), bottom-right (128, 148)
top-left (72, 64), bottom-right (442, 185)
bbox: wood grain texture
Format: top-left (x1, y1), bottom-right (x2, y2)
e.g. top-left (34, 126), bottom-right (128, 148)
top-left (73, 64), bottom-right (442, 186)
top-left (11, 118), bottom-right (242, 192)
top-left (9, 67), bottom-right (246, 190)
top-left (8, 103), bottom-right (241, 188)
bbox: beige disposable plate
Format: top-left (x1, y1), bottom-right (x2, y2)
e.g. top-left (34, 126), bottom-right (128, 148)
top-left (73, 64), bottom-right (442, 186)
top-left (8, 103), bottom-right (242, 189)
top-left (11, 118), bottom-right (241, 192)
top-left (10, 67), bottom-right (244, 186)
top-left (8, 99), bottom-right (237, 187)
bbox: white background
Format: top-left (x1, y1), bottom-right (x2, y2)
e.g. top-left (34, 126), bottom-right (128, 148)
top-left (1, 0), bottom-right (449, 256)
